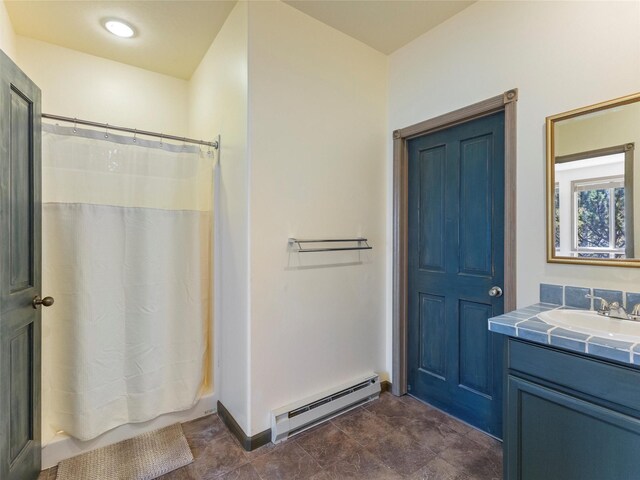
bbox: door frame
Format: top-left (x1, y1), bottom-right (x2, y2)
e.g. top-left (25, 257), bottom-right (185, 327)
top-left (392, 89), bottom-right (518, 396)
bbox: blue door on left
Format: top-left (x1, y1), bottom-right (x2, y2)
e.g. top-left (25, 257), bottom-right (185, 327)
top-left (407, 111), bottom-right (505, 438)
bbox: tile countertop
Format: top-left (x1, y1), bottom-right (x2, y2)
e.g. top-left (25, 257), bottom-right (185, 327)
top-left (488, 303), bottom-right (640, 366)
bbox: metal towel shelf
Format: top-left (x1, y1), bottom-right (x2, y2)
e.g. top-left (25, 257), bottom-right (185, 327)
top-left (288, 238), bottom-right (372, 253)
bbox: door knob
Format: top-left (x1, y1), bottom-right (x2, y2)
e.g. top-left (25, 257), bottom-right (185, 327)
top-left (33, 295), bottom-right (54, 309)
top-left (488, 286), bottom-right (503, 298)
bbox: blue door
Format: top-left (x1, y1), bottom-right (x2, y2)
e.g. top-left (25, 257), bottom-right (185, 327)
top-left (407, 111), bottom-right (505, 438)
top-left (0, 49), bottom-right (43, 479)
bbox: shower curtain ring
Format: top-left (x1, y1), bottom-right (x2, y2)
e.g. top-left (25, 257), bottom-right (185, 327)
top-left (160, 134), bottom-right (163, 148)
top-left (206, 141), bottom-right (211, 156)
top-left (133, 129), bottom-right (137, 143)
top-left (73, 117), bottom-right (77, 133)
top-left (105, 124), bottom-right (109, 139)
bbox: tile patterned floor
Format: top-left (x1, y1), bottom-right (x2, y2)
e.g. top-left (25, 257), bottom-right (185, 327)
top-left (39, 392), bottom-right (502, 479)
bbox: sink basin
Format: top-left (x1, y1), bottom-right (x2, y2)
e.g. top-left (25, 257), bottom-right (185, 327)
top-left (538, 309), bottom-right (640, 343)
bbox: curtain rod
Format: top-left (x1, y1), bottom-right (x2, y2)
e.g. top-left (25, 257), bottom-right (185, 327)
top-left (42, 113), bottom-right (219, 149)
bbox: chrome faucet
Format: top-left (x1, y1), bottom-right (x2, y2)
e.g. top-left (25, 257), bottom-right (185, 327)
top-left (607, 302), bottom-right (631, 320)
top-left (586, 294), bottom-right (610, 313)
top-left (585, 294), bottom-right (640, 321)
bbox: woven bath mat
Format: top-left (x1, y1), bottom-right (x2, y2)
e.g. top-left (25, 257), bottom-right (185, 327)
top-left (56, 423), bottom-right (193, 480)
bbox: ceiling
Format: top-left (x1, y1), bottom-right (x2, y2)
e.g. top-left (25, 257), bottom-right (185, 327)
top-left (5, 0), bottom-right (474, 80)
top-left (284, 1), bottom-right (474, 55)
top-left (5, 1), bottom-right (236, 79)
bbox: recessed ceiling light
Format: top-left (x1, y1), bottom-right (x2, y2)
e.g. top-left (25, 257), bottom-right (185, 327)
top-left (104, 19), bottom-right (135, 38)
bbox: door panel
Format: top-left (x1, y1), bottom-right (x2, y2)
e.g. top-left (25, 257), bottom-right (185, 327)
top-left (418, 145), bottom-right (446, 272)
top-left (0, 48), bottom-right (42, 480)
top-left (10, 324), bottom-right (33, 462)
top-left (459, 135), bottom-right (493, 276)
top-left (408, 112), bottom-right (505, 437)
top-left (418, 293), bottom-right (446, 379)
top-left (459, 300), bottom-right (492, 397)
top-left (10, 87), bottom-right (34, 292)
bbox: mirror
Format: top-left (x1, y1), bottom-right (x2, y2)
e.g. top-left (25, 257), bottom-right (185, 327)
top-left (547, 92), bottom-right (640, 266)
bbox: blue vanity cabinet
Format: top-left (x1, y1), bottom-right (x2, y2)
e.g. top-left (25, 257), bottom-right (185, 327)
top-left (505, 338), bottom-right (640, 480)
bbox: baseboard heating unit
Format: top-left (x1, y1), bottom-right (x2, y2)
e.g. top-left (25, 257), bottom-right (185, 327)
top-left (271, 374), bottom-right (380, 443)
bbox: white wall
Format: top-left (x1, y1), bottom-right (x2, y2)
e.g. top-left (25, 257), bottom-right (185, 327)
top-left (247, 1), bottom-right (387, 435)
top-left (15, 36), bottom-right (188, 135)
top-left (0, 0), bottom-right (15, 60)
top-left (388, 1), bottom-right (640, 376)
top-left (188, 1), bottom-right (250, 432)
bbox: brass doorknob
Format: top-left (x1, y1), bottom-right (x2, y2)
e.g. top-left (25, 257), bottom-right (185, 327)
top-left (33, 295), bottom-right (54, 309)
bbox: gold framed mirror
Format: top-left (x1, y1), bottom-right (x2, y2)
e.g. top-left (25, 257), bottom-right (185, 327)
top-left (546, 92), bottom-right (640, 266)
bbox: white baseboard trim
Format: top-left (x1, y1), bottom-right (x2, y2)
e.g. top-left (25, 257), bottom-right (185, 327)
top-left (41, 392), bottom-right (217, 469)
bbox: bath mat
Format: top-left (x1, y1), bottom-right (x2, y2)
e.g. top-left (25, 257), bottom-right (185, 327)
top-left (56, 423), bottom-right (193, 480)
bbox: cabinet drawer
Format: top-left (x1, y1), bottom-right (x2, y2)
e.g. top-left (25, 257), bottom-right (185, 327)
top-left (508, 338), bottom-right (640, 414)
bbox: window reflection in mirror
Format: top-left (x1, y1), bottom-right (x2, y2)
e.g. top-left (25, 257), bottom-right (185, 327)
top-left (554, 151), bottom-right (630, 259)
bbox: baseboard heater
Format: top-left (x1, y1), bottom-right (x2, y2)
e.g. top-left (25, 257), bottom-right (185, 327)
top-left (270, 374), bottom-right (380, 443)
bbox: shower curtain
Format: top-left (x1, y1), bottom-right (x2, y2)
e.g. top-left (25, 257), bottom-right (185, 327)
top-left (41, 124), bottom-right (213, 441)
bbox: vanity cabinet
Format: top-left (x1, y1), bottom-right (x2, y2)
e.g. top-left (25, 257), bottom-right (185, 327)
top-left (505, 338), bottom-right (640, 480)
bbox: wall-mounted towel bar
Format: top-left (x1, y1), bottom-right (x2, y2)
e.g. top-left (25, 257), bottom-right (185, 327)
top-left (288, 238), bottom-right (372, 253)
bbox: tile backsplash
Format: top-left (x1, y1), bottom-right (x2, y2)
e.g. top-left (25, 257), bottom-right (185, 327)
top-left (627, 292), bottom-right (640, 309)
top-left (539, 284), bottom-right (563, 306)
top-left (540, 283), bottom-right (640, 310)
top-left (593, 288), bottom-right (624, 306)
top-left (564, 286), bottom-right (591, 309)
